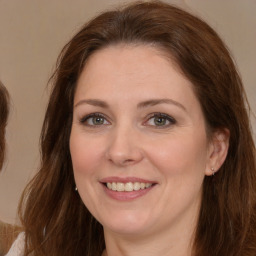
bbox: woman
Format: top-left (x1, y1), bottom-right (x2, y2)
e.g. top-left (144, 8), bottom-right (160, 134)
top-left (8, 1), bottom-right (256, 255)
top-left (0, 81), bottom-right (9, 171)
top-left (0, 81), bottom-right (9, 255)
top-left (0, 81), bottom-right (20, 255)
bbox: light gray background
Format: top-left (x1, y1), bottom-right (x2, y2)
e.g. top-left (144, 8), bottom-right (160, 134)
top-left (0, 0), bottom-right (255, 224)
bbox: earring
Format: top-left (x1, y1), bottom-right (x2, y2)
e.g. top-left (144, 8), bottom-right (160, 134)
top-left (211, 167), bottom-right (215, 176)
top-left (75, 187), bottom-right (78, 191)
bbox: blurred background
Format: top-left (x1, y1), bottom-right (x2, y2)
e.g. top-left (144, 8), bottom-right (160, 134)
top-left (0, 0), bottom-right (255, 224)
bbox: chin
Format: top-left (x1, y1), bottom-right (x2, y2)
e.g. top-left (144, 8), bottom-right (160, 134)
top-left (100, 211), bottom-right (155, 236)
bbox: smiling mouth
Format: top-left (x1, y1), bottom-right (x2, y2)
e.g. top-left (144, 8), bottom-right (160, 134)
top-left (104, 182), bottom-right (154, 192)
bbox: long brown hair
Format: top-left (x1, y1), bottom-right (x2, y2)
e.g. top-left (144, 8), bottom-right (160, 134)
top-left (19, 1), bottom-right (256, 255)
top-left (0, 81), bottom-right (9, 170)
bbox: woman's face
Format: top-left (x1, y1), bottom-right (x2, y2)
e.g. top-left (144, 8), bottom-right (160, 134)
top-left (70, 45), bottom-right (213, 237)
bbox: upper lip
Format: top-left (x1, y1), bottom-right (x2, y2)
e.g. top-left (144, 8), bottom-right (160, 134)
top-left (100, 176), bottom-right (157, 184)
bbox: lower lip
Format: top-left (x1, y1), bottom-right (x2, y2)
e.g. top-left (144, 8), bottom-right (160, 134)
top-left (102, 184), bottom-right (154, 201)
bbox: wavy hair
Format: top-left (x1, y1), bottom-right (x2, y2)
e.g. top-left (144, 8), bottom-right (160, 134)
top-left (19, 1), bottom-right (256, 255)
top-left (0, 81), bottom-right (9, 170)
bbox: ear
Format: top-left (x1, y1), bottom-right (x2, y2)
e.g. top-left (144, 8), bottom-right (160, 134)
top-left (205, 128), bottom-right (230, 176)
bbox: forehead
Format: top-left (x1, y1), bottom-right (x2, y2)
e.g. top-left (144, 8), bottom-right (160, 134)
top-left (75, 44), bottom-right (193, 97)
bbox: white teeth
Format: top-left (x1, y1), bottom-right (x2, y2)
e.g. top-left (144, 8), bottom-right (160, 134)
top-left (106, 182), bottom-right (153, 192)
top-left (116, 182), bottom-right (125, 191)
top-left (125, 182), bottom-right (133, 192)
top-left (140, 183), bottom-right (145, 189)
top-left (133, 182), bottom-right (141, 191)
top-left (111, 182), bottom-right (117, 191)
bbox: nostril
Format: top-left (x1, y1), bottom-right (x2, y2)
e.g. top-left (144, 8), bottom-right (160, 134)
top-left (124, 159), bottom-right (134, 163)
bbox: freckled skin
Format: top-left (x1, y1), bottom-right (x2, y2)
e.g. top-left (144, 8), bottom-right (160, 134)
top-left (70, 45), bottom-right (213, 247)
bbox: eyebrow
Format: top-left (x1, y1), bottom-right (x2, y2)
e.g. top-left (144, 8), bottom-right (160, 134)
top-left (74, 99), bottom-right (109, 108)
top-left (74, 98), bottom-right (186, 112)
top-left (137, 99), bottom-right (187, 112)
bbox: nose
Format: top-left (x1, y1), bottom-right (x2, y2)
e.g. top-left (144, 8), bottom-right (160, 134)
top-left (105, 125), bottom-right (144, 166)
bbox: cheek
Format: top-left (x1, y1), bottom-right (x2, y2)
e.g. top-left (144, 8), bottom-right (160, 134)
top-left (69, 131), bottom-right (104, 212)
top-left (147, 133), bottom-right (208, 178)
top-left (69, 131), bottom-right (103, 177)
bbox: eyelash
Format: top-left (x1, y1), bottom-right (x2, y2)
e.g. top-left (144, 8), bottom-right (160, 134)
top-left (79, 112), bottom-right (176, 128)
top-left (79, 113), bottom-right (109, 127)
top-left (144, 113), bottom-right (176, 128)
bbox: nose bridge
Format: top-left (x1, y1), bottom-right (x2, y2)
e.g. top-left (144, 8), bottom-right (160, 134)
top-left (106, 120), bottom-right (143, 166)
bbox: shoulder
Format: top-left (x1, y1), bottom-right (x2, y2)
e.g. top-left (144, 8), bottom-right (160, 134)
top-left (5, 232), bottom-right (25, 256)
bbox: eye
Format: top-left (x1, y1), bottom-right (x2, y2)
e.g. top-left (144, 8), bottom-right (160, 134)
top-left (145, 113), bottom-right (176, 128)
top-left (80, 113), bottom-right (110, 126)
